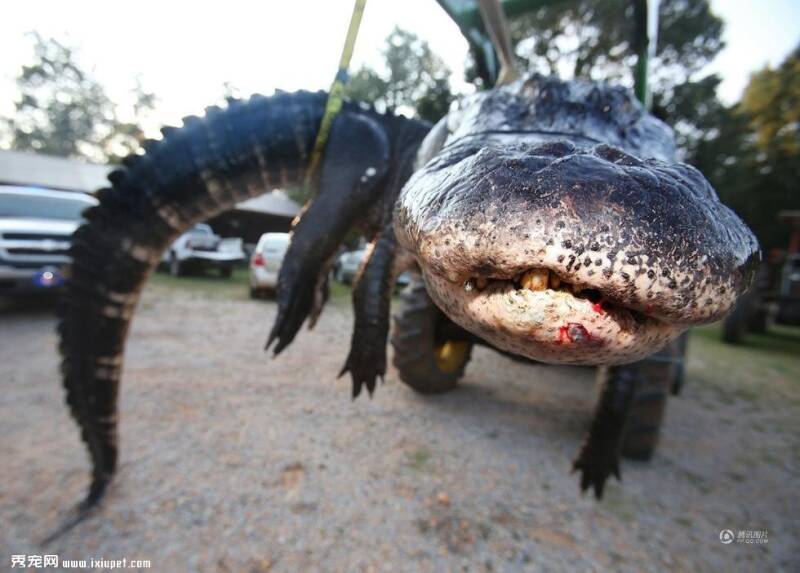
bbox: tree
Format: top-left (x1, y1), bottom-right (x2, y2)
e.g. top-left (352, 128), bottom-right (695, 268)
top-left (503, 0), bottom-right (724, 153)
top-left (692, 46), bottom-right (800, 251)
top-left (740, 46), bottom-right (800, 157)
top-left (2, 34), bottom-right (155, 162)
top-left (509, 0), bottom-right (722, 87)
top-left (346, 27), bottom-right (454, 122)
top-left (220, 81), bottom-right (242, 103)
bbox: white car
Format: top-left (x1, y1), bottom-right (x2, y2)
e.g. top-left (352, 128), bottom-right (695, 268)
top-left (249, 232), bottom-right (290, 297)
top-left (163, 223), bottom-right (244, 277)
top-left (333, 248), bottom-right (366, 284)
top-left (333, 247), bottom-right (411, 289)
top-left (0, 185), bottom-right (97, 294)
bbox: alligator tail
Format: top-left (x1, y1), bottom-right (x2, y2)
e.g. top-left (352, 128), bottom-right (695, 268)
top-left (57, 90), bottom-right (328, 509)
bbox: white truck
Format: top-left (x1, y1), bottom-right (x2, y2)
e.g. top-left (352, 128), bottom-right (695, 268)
top-left (0, 185), bottom-right (97, 295)
top-left (163, 223), bottom-right (245, 278)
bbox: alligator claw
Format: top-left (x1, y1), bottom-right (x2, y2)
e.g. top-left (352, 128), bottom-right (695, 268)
top-left (572, 438), bottom-right (622, 499)
top-left (338, 344), bottom-right (386, 399)
top-left (266, 283), bottom-right (315, 355)
top-left (268, 263), bottom-right (331, 356)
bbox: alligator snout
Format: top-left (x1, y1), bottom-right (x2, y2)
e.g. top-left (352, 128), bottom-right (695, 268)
top-left (396, 140), bottom-right (759, 364)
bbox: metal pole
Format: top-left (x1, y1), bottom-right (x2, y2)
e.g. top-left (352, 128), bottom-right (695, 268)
top-left (634, 0), bottom-right (659, 109)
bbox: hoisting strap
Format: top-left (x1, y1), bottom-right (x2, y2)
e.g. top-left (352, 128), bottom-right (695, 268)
top-left (305, 0), bottom-right (368, 187)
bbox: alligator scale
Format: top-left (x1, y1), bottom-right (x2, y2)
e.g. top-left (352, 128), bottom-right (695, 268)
top-left (57, 74), bottom-right (757, 517)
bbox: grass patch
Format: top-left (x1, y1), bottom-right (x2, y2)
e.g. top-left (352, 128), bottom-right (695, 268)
top-left (688, 323), bottom-right (800, 406)
top-left (149, 267), bottom-right (356, 303)
top-left (692, 323), bottom-right (800, 361)
top-left (149, 267), bottom-right (252, 299)
top-left (328, 280), bottom-right (352, 302)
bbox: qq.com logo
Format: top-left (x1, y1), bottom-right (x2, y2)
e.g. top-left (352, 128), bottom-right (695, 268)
top-left (719, 529), bottom-right (735, 544)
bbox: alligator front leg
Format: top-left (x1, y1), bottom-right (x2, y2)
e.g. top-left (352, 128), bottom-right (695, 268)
top-left (339, 222), bottom-right (398, 398)
top-left (267, 113), bottom-right (391, 355)
top-left (573, 365), bottom-right (637, 498)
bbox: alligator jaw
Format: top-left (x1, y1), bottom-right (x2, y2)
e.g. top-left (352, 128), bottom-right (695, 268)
top-left (423, 266), bottom-right (686, 365)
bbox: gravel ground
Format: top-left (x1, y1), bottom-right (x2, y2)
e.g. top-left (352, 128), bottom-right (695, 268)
top-left (1, 283), bottom-right (798, 572)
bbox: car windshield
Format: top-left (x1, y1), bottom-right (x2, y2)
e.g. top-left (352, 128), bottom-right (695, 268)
top-left (0, 193), bottom-right (92, 220)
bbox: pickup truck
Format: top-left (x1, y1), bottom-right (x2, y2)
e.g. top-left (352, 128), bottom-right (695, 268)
top-left (163, 223), bottom-right (245, 277)
top-left (0, 185), bottom-right (97, 295)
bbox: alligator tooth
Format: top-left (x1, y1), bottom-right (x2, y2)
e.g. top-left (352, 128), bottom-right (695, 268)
top-left (549, 274), bottom-right (561, 289)
top-left (521, 269), bottom-right (549, 291)
top-left (476, 277), bottom-right (488, 290)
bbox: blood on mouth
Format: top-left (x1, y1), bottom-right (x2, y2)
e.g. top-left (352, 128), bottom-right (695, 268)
top-left (557, 322), bottom-right (597, 344)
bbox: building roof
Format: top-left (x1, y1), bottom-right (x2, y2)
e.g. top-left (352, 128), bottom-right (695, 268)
top-left (0, 149), bottom-right (110, 193)
top-left (236, 191), bottom-right (301, 218)
top-left (0, 149), bottom-right (301, 219)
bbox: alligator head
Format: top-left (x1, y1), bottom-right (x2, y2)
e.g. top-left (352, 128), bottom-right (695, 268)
top-left (396, 75), bottom-right (759, 365)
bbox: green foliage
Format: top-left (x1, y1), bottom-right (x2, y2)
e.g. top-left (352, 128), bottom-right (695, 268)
top-left (2, 33), bottom-right (155, 163)
top-left (508, 0), bottom-right (723, 87)
top-left (740, 46), bottom-right (800, 157)
top-left (691, 46), bottom-right (800, 251)
top-left (346, 27), bottom-right (454, 122)
top-left (501, 0), bottom-right (723, 153)
top-left (651, 73), bottom-right (723, 153)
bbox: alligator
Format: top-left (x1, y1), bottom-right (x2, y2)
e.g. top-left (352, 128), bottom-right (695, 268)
top-left (56, 74), bottom-right (758, 520)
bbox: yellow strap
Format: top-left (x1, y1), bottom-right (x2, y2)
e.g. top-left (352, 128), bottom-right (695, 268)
top-left (305, 0), bottom-right (368, 187)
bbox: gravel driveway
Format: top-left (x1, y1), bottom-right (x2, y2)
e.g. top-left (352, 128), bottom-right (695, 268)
top-left (1, 283), bottom-right (797, 572)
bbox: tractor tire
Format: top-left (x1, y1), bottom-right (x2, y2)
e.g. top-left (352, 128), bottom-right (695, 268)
top-left (722, 293), bottom-right (752, 344)
top-left (747, 306), bottom-right (769, 333)
top-left (616, 340), bottom-right (681, 461)
top-left (670, 331), bottom-right (689, 396)
top-left (391, 280), bottom-right (472, 394)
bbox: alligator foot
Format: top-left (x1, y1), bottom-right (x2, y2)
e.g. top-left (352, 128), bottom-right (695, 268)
top-left (339, 345), bottom-right (386, 399)
top-left (573, 365), bottom-right (637, 499)
top-left (267, 284), bottom-right (313, 355)
top-left (340, 224), bottom-right (397, 398)
top-left (267, 250), bottom-right (331, 355)
top-left (572, 435), bottom-right (621, 499)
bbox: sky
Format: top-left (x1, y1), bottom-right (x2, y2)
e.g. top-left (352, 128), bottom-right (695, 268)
top-left (0, 0), bottom-right (798, 132)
